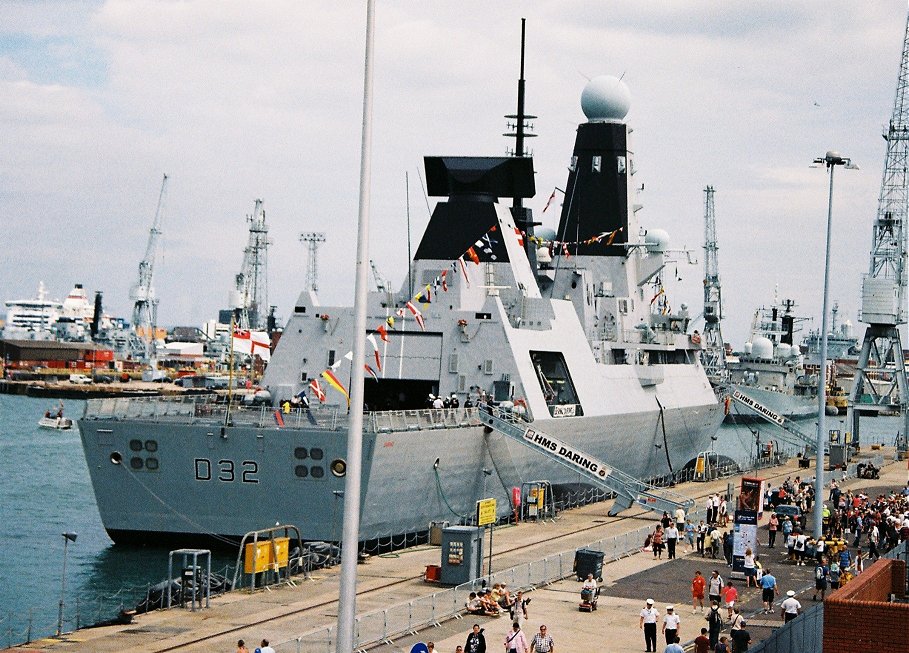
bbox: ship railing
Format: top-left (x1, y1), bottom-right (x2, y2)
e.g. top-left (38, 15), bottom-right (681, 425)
top-left (369, 407), bottom-right (481, 433)
top-left (83, 396), bottom-right (348, 430)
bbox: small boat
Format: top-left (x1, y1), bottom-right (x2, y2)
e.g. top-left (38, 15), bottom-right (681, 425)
top-left (39, 402), bottom-right (73, 430)
top-left (38, 415), bottom-right (74, 430)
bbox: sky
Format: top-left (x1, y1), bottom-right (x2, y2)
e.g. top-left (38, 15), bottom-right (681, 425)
top-left (1, 1), bottom-right (907, 348)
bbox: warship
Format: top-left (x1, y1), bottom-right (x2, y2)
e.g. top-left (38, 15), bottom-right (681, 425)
top-left (79, 75), bottom-right (724, 546)
top-left (726, 296), bottom-right (817, 421)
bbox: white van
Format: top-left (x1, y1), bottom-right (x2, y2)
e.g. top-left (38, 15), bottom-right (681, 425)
top-left (68, 374), bottom-right (92, 384)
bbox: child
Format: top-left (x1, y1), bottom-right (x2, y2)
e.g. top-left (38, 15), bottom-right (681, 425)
top-left (722, 581), bottom-right (738, 621)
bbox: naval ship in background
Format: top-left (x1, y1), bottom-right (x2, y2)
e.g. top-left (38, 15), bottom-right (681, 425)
top-left (726, 296), bottom-right (817, 421)
top-left (79, 75), bottom-right (724, 547)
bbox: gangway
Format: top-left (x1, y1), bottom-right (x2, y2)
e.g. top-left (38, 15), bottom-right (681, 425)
top-left (479, 407), bottom-right (694, 516)
top-left (725, 388), bottom-right (818, 452)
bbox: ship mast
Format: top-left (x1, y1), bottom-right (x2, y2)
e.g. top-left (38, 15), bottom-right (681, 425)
top-left (504, 18), bottom-right (538, 269)
top-left (231, 200), bottom-right (270, 330)
top-left (701, 185), bottom-right (727, 381)
top-left (847, 9), bottom-right (909, 450)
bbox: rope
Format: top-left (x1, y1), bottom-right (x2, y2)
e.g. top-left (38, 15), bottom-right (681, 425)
top-left (433, 467), bottom-right (471, 520)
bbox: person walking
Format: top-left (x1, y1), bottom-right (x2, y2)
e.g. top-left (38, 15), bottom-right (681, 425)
top-left (812, 558), bottom-right (829, 601)
top-left (691, 570), bottom-right (706, 613)
top-left (730, 624), bottom-right (751, 653)
top-left (640, 598), bottom-right (659, 653)
top-left (780, 590), bottom-right (801, 623)
top-left (708, 570), bottom-right (724, 607)
top-left (759, 569), bottom-right (777, 613)
top-left (743, 548), bottom-right (757, 587)
top-left (666, 523), bottom-right (679, 560)
top-left (529, 624), bottom-right (554, 653)
top-left (652, 526), bottom-right (664, 560)
top-left (697, 520), bottom-right (707, 554)
top-left (664, 636), bottom-right (684, 653)
top-left (715, 635), bottom-right (730, 653)
top-left (722, 581), bottom-right (738, 621)
top-left (694, 628), bottom-right (710, 653)
top-left (768, 513), bottom-right (779, 548)
top-left (662, 605), bottom-right (680, 646)
top-left (705, 601), bottom-right (724, 650)
top-left (236, 640), bottom-right (249, 653)
top-left (503, 622), bottom-right (529, 653)
top-left (685, 519), bottom-right (696, 552)
top-left (259, 639), bottom-right (276, 653)
top-left (465, 624), bottom-right (486, 653)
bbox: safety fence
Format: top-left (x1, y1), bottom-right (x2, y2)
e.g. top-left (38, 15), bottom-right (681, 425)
top-left (748, 602), bottom-right (824, 653)
top-left (275, 511), bottom-right (708, 653)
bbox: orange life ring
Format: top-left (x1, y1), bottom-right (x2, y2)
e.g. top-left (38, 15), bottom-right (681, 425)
top-left (691, 333), bottom-right (702, 344)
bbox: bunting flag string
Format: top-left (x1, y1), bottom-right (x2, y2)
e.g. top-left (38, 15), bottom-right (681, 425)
top-left (364, 364), bottom-right (379, 381)
top-left (321, 370), bottom-right (350, 406)
top-left (309, 378), bottom-right (327, 402)
top-left (366, 334), bottom-right (382, 371)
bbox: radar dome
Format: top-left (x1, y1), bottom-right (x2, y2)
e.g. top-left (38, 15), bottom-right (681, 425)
top-left (752, 336), bottom-right (774, 359)
top-left (644, 228), bottom-right (670, 253)
top-left (776, 343), bottom-right (792, 359)
top-left (743, 342), bottom-right (753, 355)
top-left (581, 75), bottom-right (632, 122)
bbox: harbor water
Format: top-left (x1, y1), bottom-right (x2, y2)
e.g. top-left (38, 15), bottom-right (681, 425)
top-left (0, 393), bottom-right (902, 644)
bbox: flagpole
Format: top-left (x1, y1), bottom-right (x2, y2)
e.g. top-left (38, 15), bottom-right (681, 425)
top-left (336, 0), bottom-right (375, 651)
top-left (226, 315), bottom-right (235, 426)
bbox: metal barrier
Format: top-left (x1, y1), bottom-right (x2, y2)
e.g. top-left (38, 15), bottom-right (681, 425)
top-left (748, 602), bottom-right (824, 653)
top-left (278, 512), bottom-right (708, 653)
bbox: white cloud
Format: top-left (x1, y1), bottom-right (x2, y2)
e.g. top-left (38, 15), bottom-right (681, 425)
top-left (0, 0), bottom-right (905, 348)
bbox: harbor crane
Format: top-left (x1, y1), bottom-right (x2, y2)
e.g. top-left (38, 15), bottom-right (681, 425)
top-left (369, 259), bottom-right (389, 293)
top-left (130, 173), bottom-right (168, 362)
top-left (299, 232), bottom-right (326, 293)
top-left (847, 10), bottom-right (909, 452)
top-left (230, 200), bottom-right (270, 330)
top-left (701, 186), bottom-right (727, 382)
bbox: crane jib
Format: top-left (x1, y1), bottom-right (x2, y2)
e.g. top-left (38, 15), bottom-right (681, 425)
top-left (522, 428), bottom-right (611, 479)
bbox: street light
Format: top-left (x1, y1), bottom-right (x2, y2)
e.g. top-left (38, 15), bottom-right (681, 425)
top-left (57, 531), bottom-right (77, 636)
top-left (812, 151), bottom-right (858, 541)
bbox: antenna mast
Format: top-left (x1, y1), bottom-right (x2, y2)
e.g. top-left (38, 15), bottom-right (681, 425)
top-left (300, 232), bottom-right (327, 293)
top-left (702, 186), bottom-right (727, 381)
top-left (847, 9), bottom-right (909, 450)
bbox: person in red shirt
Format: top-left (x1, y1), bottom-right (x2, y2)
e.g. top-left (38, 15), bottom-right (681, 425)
top-left (691, 570), bottom-right (707, 614)
top-left (694, 628), bottom-right (710, 653)
top-left (722, 581), bottom-right (738, 621)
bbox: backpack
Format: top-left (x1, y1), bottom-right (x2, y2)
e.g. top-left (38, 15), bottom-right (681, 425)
top-left (815, 565), bottom-right (825, 580)
top-left (707, 609), bottom-right (724, 629)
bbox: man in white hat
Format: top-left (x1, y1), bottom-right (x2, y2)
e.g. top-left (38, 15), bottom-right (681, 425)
top-left (662, 605), bottom-right (680, 647)
top-left (639, 598), bottom-right (659, 652)
top-left (780, 590), bottom-right (802, 623)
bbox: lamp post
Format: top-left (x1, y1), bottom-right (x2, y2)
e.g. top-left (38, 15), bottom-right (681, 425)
top-left (812, 151), bottom-right (857, 540)
top-left (57, 531), bottom-right (77, 636)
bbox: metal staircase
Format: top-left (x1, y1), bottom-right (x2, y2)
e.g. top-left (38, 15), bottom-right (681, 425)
top-left (479, 407), bottom-right (694, 516)
top-left (726, 388), bottom-right (817, 452)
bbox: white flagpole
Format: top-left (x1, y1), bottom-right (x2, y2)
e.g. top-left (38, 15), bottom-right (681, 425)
top-left (335, 1), bottom-right (375, 651)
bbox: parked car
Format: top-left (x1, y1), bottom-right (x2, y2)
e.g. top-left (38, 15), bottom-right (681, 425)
top-left (68, 374), bottom-right (92, 385)
top-left (773, 503), bottom-right (801, 520)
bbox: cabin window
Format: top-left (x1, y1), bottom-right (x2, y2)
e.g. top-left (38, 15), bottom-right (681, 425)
top-left (328, 350), bottom-right (336, 367)
top-left (529, 351), bottom-right (583, 417)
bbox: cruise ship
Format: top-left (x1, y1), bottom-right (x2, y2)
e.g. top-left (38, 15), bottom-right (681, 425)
top-left (78, 75), bottom-right (725, 546)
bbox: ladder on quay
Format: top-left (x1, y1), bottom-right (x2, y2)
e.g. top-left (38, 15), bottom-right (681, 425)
top-left (479, 407), bottom-right (695, 516)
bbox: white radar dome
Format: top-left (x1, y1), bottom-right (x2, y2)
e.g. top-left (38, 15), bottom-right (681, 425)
top-left (752, 336), bottom-right (774, 359)
top-left (776, 343), bottom-right (792, 359)
top-left (743, 342), bottom-right (753, 355)
top-left (644, 228), bottom-right (670, 253)
top-left (581, 75), bottom-right (632, 122)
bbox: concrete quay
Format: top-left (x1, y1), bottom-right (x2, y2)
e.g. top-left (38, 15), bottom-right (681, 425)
top-left (14, 448), bottom-right (906, 653)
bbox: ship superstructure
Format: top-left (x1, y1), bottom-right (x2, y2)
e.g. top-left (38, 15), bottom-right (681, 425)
top-left (78, 76), bottom-right (723, 546)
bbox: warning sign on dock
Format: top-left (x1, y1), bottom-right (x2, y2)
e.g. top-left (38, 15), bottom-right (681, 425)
top-left (476, 498), bottom-right (497, 526)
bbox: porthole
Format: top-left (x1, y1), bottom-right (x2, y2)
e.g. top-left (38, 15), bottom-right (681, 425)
top-left (311, 466), bottom-right (324, 479)
top-left (144, 440), bottom-right (158, 452)
top-left (295, 465), bottom-right (309, 478)
top-left (294, 447), bottom-right (308, 460)
top-left (145, 457), bottom-right (159, 471)
top-left (129, 439), bottom-right (143, 452)
top-left (330, 459), bottom-right (347, 477)
top-left (110, 451), bottom-right (123, 465)
top-left (130, 457), bottom-right (144, 470)
top-left (310, 448), bottom-right (324, 461)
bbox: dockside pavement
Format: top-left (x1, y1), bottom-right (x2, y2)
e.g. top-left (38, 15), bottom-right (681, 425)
top-left (14, 447), bottom-right (905, 653)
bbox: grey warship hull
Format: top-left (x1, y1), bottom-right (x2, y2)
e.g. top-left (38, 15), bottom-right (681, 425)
top-left (79, 74), bottom-right (725, 547)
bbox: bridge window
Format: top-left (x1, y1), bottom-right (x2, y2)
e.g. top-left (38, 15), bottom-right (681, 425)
top-left (529, 351), bottom-right (583, 417)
